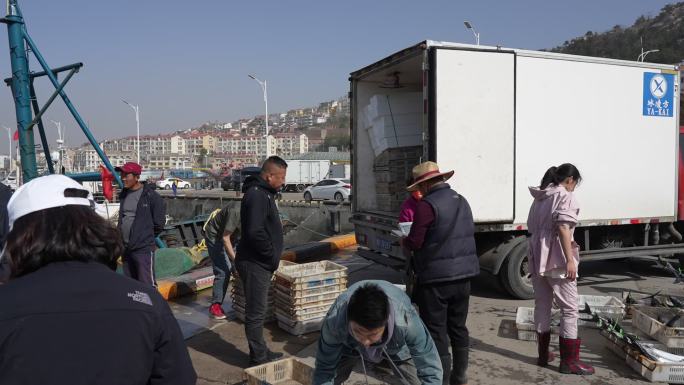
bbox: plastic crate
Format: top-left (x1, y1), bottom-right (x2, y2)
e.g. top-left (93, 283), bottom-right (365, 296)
top-left (275, 300), bottom-right (334, 316)
top-left (578, 295), bottom-right (625, 321)
top-left (601, 327), bottom-right (684, 383)
top-left (275, 308), bottom-right (331, 323)
top-left (274, 261), bottom-right (347, 290)
top-left (274, 288), bottom-right (343, 307)
top-left (515, 307), bottom-right (560, 341)
top-left (275, 278), bottom-right (347, 294)
top-left (243, 357), bottom-right (313, 385)
top-left (276, 313), bottom-right (325, 336)
top-left (633, 306), bottom-right (684, 348)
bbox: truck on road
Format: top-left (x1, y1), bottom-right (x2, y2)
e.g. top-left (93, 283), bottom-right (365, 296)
top-left (283, 160), bottom-right (331, 192)
top-left (350, 40), bottom-right (682, 299)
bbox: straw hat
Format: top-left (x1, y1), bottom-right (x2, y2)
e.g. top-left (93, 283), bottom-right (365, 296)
top-left (406, 161), bottom-right (454, 191)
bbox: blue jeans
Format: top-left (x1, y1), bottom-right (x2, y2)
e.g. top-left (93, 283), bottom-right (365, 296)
top-left (207, 238), bottom-right (233, 304)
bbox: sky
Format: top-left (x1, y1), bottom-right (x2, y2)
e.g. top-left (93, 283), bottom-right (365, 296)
top-left (0, 0), bottom-right (677, 148)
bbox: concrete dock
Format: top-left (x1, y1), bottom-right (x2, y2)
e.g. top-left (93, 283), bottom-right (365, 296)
top-left (171, 246), bottom-right (684, 385)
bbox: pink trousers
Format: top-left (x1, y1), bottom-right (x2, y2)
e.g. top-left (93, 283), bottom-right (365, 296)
top-left (532, 275), bottom-right (578, 339)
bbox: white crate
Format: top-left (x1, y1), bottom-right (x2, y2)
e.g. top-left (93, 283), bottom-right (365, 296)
top-left (274, 287), bottom-right (343, 307)
top-left (275, 308), bottom-right (331, 323)
top-left (274, 281), bottom-right (347, 298)
top-left (601, 327), bottom-right (684, 383)
top-left (243, 358), bottom-right (313, 385)
top-left (275, 300), bottom-right (334, 316)
top-left (633, 306), bottom-right (684, 348)
top-left (515, 307), bottom-right (560, 333)
top-left (579, 295), bottom-right (625, 321)
top-left (274, 261), bottom-right (347, 291)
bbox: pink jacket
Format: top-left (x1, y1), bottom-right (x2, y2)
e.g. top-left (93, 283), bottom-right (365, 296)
top-left (399, 196), bottom-right (419, 223)
top-left (526, 184), bottom-right (580, 276)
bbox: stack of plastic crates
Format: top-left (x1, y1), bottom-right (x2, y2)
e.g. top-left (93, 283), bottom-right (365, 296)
top-left (274, 261), bottom-right (348, 335)
top-left (230, 261), bottom-right (295, 323)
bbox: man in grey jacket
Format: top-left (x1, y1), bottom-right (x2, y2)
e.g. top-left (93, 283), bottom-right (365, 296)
top-left (314, 280), bottom-right (442, 385)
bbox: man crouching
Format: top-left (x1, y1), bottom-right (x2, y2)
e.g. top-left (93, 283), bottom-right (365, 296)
top-left (313, 280), bottom-right (442, 385)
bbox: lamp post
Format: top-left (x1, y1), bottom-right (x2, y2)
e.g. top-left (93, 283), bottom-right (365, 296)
top-left (464, 21), bottom-right (480, 45)
top-left (638, 49), bottom-right (660, 62)
top-left (50, 120), bottom-right (64, 173)
top-left (248, 74), bottom-right (269, 137)
top-left (122, 99), bottom-right (140, 163)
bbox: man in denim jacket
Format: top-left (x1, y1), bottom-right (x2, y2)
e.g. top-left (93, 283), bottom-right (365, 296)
top-left (313, 280), bottom-right (442, 385)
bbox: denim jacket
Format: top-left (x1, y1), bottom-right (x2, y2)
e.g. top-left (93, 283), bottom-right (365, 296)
top-left (313, 280), bottom-right (442, 385)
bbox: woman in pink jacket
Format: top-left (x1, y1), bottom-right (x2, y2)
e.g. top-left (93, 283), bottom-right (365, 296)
top-left (527, 163), bottom-right (594, 376)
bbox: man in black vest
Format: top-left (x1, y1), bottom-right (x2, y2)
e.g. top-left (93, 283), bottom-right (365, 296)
top-left (402, 161), bottom-right (479, 385)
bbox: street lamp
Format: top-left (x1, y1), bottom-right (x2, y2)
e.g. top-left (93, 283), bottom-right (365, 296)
top-left (248, 74), bottom-right (269, 137)
top-left (464, 21), bottom-right (480, 45)
top-left (50, 120), bottom-right (65, 173)
top-left (122, 99), bottom-right (140, 163)
top-left (638, 49), bottom-right (660, 62)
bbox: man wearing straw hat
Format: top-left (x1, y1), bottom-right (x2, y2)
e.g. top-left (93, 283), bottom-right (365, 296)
top-left (401, 161), bottom-right (479, 385)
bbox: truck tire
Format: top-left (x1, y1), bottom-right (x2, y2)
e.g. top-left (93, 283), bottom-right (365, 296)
top-left (499, 242), bottom-right (534, 299)
top-left (296, 184), bottom-right (305, 192)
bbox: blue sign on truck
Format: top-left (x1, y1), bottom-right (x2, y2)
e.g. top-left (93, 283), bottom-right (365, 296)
top-left (643, 72), bottom-right (675, 117)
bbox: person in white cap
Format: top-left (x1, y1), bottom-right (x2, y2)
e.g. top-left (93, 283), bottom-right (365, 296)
top-left (0, 174), bottom-right (196, 385)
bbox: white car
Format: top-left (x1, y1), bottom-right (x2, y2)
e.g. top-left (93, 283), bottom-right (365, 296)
top-left (303, 178), bottom-right (351, 202)
top-left (156, 177), bottom-right (191, 190)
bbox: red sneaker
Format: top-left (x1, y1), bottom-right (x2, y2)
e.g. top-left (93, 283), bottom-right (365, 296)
top-left (209, 303), bottom-right (227, 320)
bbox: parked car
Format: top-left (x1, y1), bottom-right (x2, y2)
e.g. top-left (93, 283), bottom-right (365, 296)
top-left (222, 167), bottom-right (261, 191)
top-left (303, 178), bottom-right (351, 202)
top-left (156, 177), bottom-right (191, 190)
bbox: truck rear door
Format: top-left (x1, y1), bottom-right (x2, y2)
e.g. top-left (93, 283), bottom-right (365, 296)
top-left (432, 47), bottom-right (516, 222)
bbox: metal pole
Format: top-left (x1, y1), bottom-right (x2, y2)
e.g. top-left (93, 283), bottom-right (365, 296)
top-left (264, 80), bottom-right (269, 137)
top-left (5, 1), bottom-right (37, 181)
top-left (123, 100), bottom-right (140, 164)
top-left (21, 28), bottom-right (122, 186)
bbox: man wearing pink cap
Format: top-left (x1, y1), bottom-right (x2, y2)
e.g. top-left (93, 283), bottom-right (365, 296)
top-left (116, 162), bottom-right (166, 287)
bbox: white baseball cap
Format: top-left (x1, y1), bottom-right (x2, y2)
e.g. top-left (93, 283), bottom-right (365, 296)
top-left (7, 174), bottom-right (94, 230)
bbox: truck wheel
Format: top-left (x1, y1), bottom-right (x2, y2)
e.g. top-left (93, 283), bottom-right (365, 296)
top-left (304, 192), bottom-right (312, 202)
top-left (499, 242), bottom-right (534, 299)
top-left (296, 184), bottom-right (305, 192)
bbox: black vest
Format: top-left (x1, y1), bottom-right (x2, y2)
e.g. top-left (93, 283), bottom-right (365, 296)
top-left (414, 184), bottom-right (480, 284)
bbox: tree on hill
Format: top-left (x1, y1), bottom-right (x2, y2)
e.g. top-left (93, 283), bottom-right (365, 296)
top-left (550, 3), bottom-right (684, 65)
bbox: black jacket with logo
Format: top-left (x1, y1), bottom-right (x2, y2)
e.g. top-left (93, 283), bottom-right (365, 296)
top-left (0, 261), bottom-right (196, 385)
top-left (236, 175), bottom-right (284, 271)
top-left (118, 183), bottom-right (166, 253)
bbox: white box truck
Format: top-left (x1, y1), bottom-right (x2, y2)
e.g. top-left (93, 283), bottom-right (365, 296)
top-left (284, 159), bottom-right (331, 192)
top-left (350, 40), bottom-right (682, 298)
top-left (329, 164), bottom-right (351, 179)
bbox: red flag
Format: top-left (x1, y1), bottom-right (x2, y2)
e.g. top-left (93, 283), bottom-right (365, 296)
top-left (12, 130), bottom-right (18, 141)
top-left (100, 165), bottom-right (114, 202)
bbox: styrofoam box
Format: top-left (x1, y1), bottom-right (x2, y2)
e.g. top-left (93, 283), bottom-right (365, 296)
top-left (633, 306), bottom-right (684, 348)
top-left (367, 93), bottom-right (422, 120)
